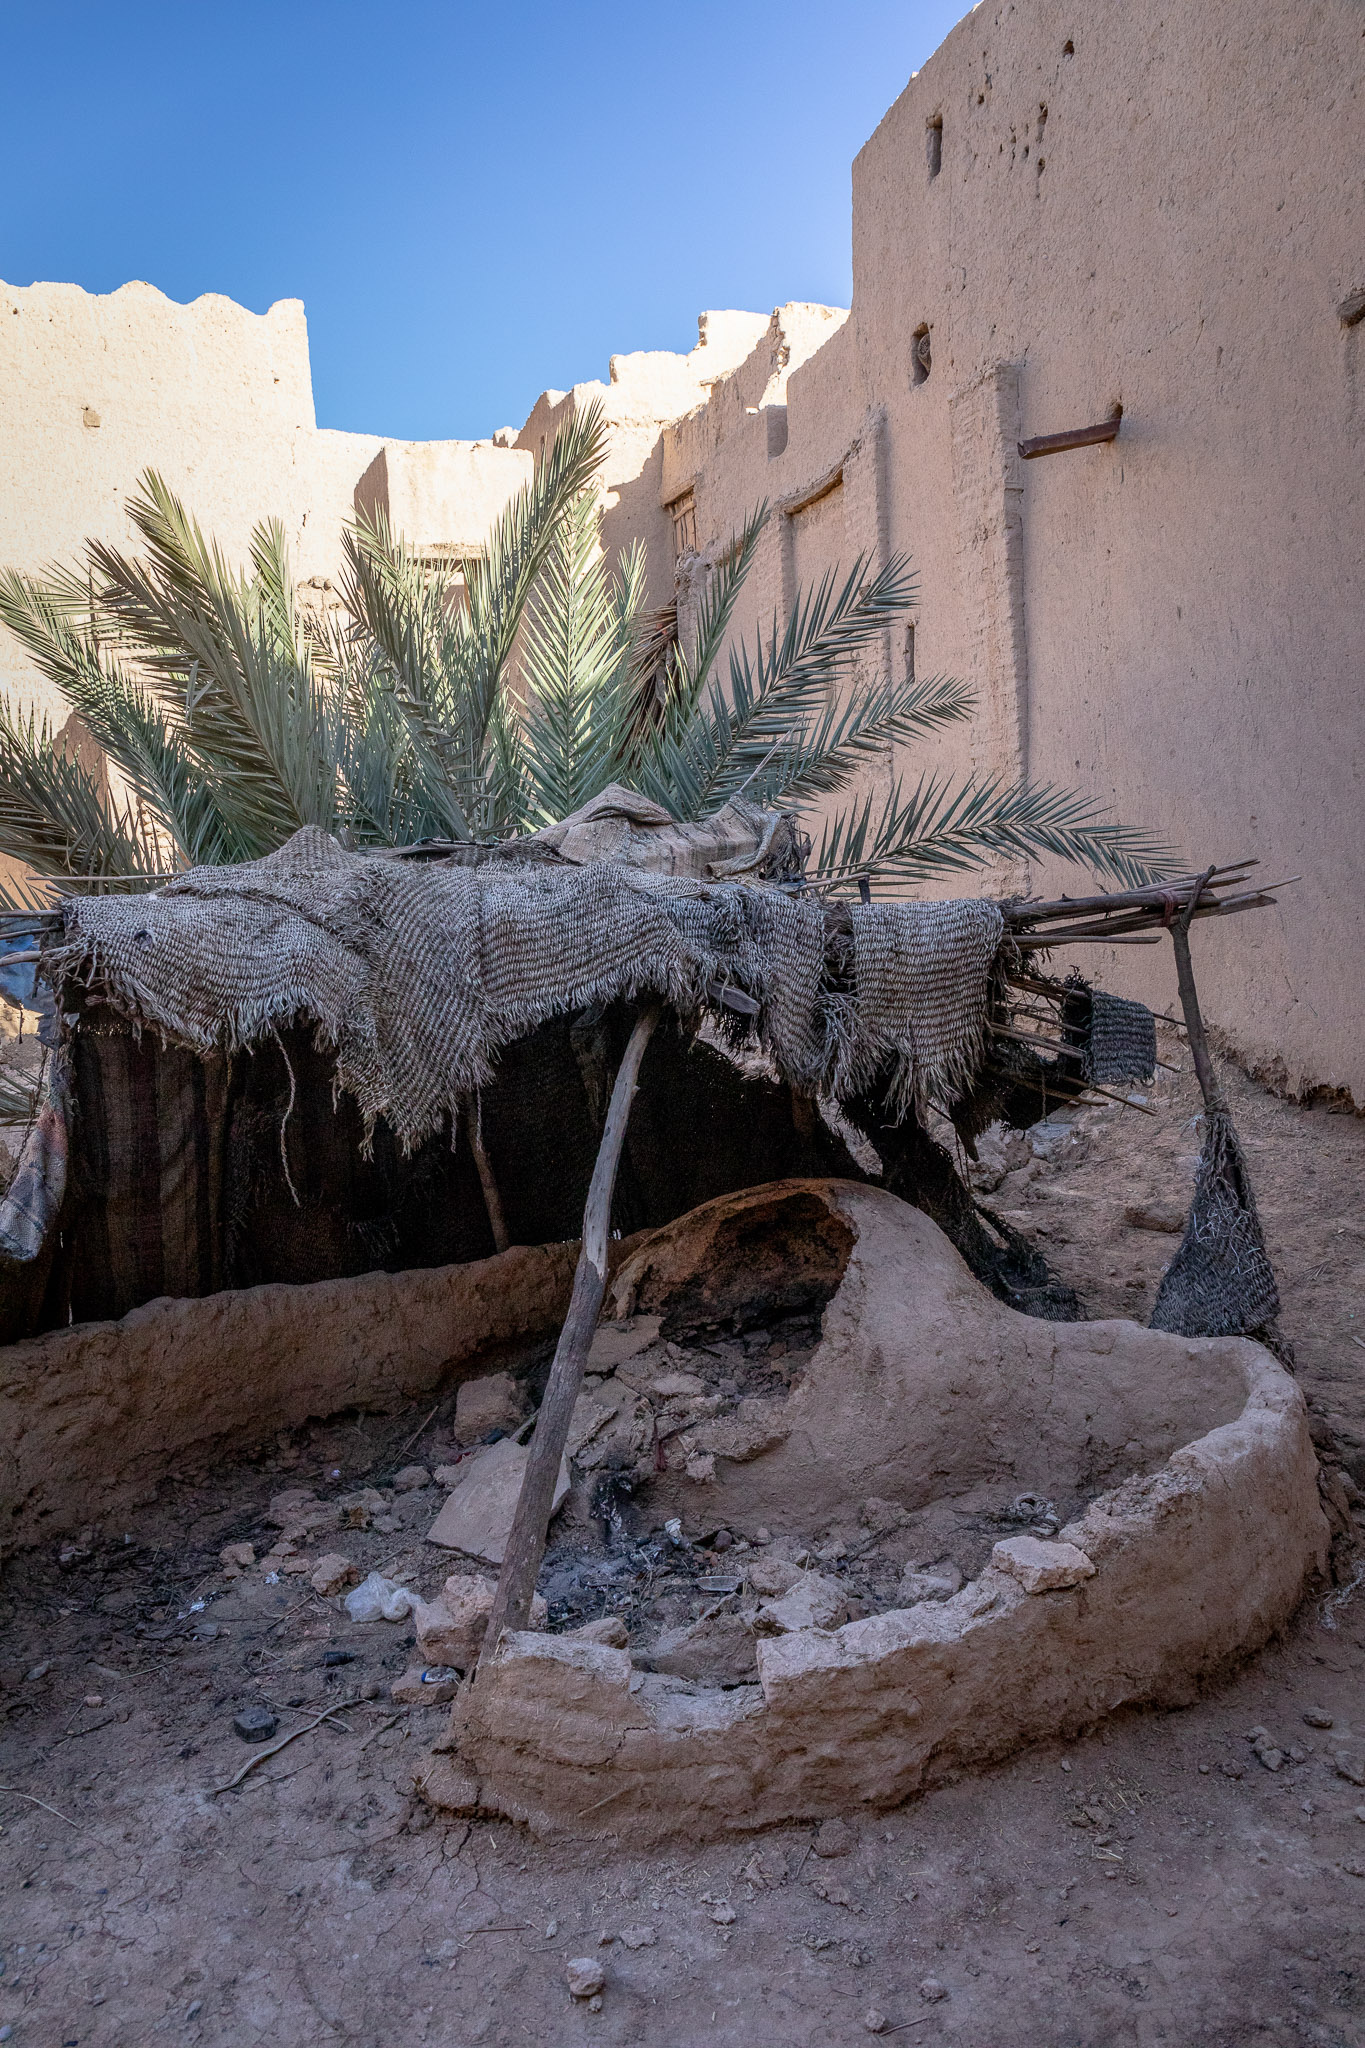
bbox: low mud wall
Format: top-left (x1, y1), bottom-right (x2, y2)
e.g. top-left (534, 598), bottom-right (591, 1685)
top-left (0, 1240), bottom-right (587, 1554)
top-left (420, 1182), bottom-right (1331, 1841)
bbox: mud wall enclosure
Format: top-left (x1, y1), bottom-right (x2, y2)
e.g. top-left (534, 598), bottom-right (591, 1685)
top-left (420, 1182), bottom-right (1329, 1840)
top-left (0, 1176), bottom-right (1330, 1834)
top-left (0, 1238), bottom-right (585, 1553)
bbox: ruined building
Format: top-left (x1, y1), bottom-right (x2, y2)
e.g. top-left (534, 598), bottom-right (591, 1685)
top-left (2, 0), bottom-right (1362, 1100)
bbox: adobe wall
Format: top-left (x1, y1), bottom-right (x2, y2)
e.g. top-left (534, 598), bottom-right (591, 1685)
top-left (657, 0), bottom-right (1365, 1103)
top-left (0, 278), bottom-right (531, 725)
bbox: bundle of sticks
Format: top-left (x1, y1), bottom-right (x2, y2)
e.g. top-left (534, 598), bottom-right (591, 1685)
top-left (998, 858), bottom-right (1293, 949)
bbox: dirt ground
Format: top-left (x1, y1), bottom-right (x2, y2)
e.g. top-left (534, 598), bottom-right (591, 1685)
top-left (2, 1030), bottom-right (1364, 2048)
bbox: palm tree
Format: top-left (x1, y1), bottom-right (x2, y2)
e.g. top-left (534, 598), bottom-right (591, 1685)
top-left (0, 400), bottom-right (1175, 904)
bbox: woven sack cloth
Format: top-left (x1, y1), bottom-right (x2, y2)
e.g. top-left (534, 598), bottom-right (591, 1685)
top-left (1085, 989), bottom-right (1157, 1086)
top-left (1150, 1110), bottom-right (1279, 1338)
top-left (55, 828), bottom-right (1003, 1151)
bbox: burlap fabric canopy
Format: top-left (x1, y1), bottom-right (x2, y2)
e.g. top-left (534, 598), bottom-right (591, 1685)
top-left (54, 828), bottom-right (1004, 1152)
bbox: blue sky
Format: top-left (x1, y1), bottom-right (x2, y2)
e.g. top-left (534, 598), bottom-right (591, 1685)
top-left (1, 1), bottom-right (967, 442)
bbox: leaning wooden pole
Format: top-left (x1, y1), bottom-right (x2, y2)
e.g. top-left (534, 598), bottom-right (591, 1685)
top-left (1167, 868), bottom-right (1229, 1116)
top-left (477, 1001), bottom-right (662, 1667)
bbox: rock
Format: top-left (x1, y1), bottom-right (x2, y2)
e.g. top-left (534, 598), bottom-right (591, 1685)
top-left (233, 1706), bottom-right (278, 1742)
top-left (992, 1536), bottom-right (1096, 1594)
top-left (585, 1315), bottom-right (662, 1372)
top-left (618, 1924), bottom-right (656, 1949)
top-left (266, 1488), bottom-right (318, 1527)
top-left (426, 1437), bottom-right (570, 1565)
top-left (392, 1465), bottom-right (431, 1492)
top-left (390, 1664), bottom-right (459, 1705)
top-left (1029, 1117), bottom-right (1084, 1163)
top-left (1354, 1806), bottom-right (1365, 1824)
top-left (1303, 1708), bottom-right (1334, 1729)
top-left (564, 1615), bottom-right (629, 1648)
top-left (343, 1572), bottom-right (416, 1623)
top-left (710, 1900), bottom-right (737, 1924)
top-left (566, 1386), bottom-right (624, 1459)
top-left (896, 1563), bottom-right (962, 1605)
top-left (685, 1453), bottom-right (716, 1483)
top-left (919, 1977), bottom-right (948, 2003)
top-left (814, 1816), bottom-right (857, 1858)
top-left (1124, 1201), bottom-right (1186, 1233)
top-left (649, 1370), bottom-right (707, 1400)
top-left (455, 1372), bottom-right (526, 1440)
top-left (220, 1542), bottom-right (255, 1571)
top-left (1333, 1752), bottom-right (1365, 1787)
top-left (747, 1557), bottom-right (802, 1598)
top-left (1248, 1727), bottom-right (1285, 1770)
top-left (808, 1875), bottom-right (853, 1907)
top-left (566, 1956), bottom-right (605, 1999)
top-left (685, 1397), bottom-right (792, 1465)
top-left (337, 1487), bottom-right (386, 1530)
top-left (414, 1572), bottom-right (546, 1669)
top-left (310, 1553), bottom-right (359, 1596)
top-left (647, 1609), bottom-right (758, 1684)
top-left (863, 2011), bottom-right (889, 2034)
top-left (756, 1570), bottom-right (849, 1635)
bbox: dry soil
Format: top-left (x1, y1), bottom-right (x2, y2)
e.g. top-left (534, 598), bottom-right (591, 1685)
top-left (2, 1030), bottom-right (1363, 2048)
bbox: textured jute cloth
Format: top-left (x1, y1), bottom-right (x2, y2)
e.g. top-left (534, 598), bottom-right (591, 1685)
top-left (56, 828), bottom-right (1003, 1150)
top-left (1150, 1110), bottom-right (1279, 1338)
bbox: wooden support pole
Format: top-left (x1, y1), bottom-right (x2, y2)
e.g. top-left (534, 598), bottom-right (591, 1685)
top-left (1168, 869), bottom-right (1228, 1116)
top-left (463, 1095), bottom-right (510, 1254)
top-left (1018, 412), bottom-right (1122, 460)
top-left (478, 1001), bottom-right (661, 1666)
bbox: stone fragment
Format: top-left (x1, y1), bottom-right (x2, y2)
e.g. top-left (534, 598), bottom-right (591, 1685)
top-left (896, 1562), bottom-right (962, 1605)
top-left (814, 1816), bottom-right (857, 1858)
top-left (618, 1924), bottom-right (656, 1949)
top-left (455, 1372), bottom-right (526, 1440)
top-left (1303, 1708), bottom-right (1334, 1729)
top-left (566, 1957), bottom-right (605, 1999)
top-left (337, 1487), bottom-right (386, 1529)
top-left (392, 1465), bottom-right (431, 1492)
top-left (220, 1542), bottom-right (255, 1571)
top-left (413, 1572), bottom-right (546, 1668)
top-left (1333, 1752), bottom-right (1365, 1787)
top-left (233, 1705), bottom-right (278, 1742)
top-left (648, 1370), bottom-right (707, 1400)
top-left (710, 1901), bottom-right (737, 1924)
top-left (647, 1610), bottom-right (758, 1684)
top-left (807, 1875), bottom-right (853, 1907)
top-left (426, 1438), bottom-right (569, 1565)
top-left (266, 1488), bottom-right (317, 1527)
top-left (991, 1536), bottom-right (1096, 1593)
top-left (746, 1557), bottom-right (801, 1598)
top-left (310, 1553), bottom-right (359, 1597)
top-left (433, 1462), bottom-right (468, 1487)
top-left (566, 1387), bottom-right (621, 1459)
top-left (390, 1664), bottom-right (459, 1705)
top-left (684, 1453), bottom-right (716, 1483)
top-left (1124, 1201), bottom-right (1186, 1233)
top-left (585, 1315), bottom-right (662, 1372)
top-left (756, 1570), bottom-right (848, 1634)
top-left (863, 2011), bottom-right (889, 2034)
top-left (919, 1978), bottom-right (948, 2003)
top-left (564, 1615), bottom-right (629, 1647)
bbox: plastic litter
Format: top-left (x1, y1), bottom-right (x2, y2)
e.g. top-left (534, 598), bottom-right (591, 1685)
top-left (344, 1571), bottom-right (416, 1623)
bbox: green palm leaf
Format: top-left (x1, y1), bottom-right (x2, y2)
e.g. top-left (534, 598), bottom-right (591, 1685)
top-left (813, 772), bottom-right (1180, 892)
